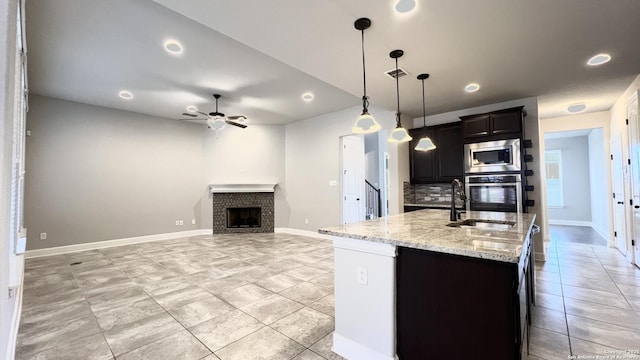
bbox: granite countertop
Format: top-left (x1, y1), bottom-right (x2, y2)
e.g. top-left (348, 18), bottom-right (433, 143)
top-left (319, 209), bottom-right (536, 263)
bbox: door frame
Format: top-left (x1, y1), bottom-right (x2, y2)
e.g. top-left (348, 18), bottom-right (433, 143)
top-left (340, 135), bottom-right (366, 225)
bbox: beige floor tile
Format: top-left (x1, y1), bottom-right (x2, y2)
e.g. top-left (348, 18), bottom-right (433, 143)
top-left (190, 309), bottom-right (264, 351)
top-left (169, 295), bottom-right (235, 327)
top-left (567, 314), bottom-right (640, 350)
top-left (118, 330), bottom-right (211, 360)
top-left (271, 307), bottom-right (334, 347)
top-left (215, 327), bottom-right (305, 359)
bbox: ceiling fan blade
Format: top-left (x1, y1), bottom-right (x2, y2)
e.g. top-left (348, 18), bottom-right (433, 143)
top-left (225, 120), bottom-right (247, 128)
top-left (196, 111), bottom-right (210, 117)
top-left (227, 115), bottom-right (247, 120)
top-left (181, 112), bottom-right (199, 117)
top-left (179, 118), bottom-right (207, 121)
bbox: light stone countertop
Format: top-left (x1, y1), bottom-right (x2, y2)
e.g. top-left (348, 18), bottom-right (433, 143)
top-left (319, 209), bottom-right (536, 263)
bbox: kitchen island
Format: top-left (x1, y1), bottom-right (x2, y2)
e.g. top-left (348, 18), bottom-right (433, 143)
top-left (319, 209), bottom-right (537, 360)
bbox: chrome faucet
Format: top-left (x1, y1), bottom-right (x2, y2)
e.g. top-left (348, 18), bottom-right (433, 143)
top-left (450, 179), bottom-right (466, 221)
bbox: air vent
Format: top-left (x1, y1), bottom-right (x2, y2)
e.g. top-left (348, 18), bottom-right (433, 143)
top-left (385, 67), bottom-right (409, 79)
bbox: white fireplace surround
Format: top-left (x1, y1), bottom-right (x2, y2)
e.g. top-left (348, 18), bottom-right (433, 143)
top-left (209, 183), bottom-right (277, 193)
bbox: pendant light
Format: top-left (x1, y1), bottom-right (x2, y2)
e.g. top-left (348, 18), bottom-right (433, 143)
top-left (388, 50), bottom-right (412, 143)
top-left (414, 73), bottom-right (436, 151)
top-left (352, 18), bottom-right (381, 135)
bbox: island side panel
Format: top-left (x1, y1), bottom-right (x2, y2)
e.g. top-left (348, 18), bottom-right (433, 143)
top-left (396, 246), bottom-right (519, 360)
top-left (332, 236), bottom-right (397, 360)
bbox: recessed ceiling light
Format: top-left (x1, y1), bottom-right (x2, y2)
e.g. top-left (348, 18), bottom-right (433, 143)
top-left (567, 103), bottom-right (587, 113)
top-left (186, 105), bottom-right (198, 112)
top-left (464, 83), bottom-right (480, 93)
top-left (302, 92), bottom-right (314, 102)
top-left (587, 53), bottom-right (611, 66)
top-left (395, 0), bottom-right (416, 13)
top-left (119, 90), bottom-right (133, 100)
top-left (164, 40), bottom-right (183, 54)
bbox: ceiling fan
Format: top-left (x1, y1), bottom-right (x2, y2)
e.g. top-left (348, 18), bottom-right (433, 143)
top-left (179, 94), bottom-right (248, 131)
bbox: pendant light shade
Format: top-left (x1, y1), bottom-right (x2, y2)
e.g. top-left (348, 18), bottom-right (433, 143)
top-left (414, 73), bottom-right (436, 152)
top-left (352, 18), bottom-right (381, 135)
top-left (387, 50), bottom-right (412, 143)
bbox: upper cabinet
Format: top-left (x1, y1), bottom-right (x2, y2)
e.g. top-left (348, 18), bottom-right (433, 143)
top-left (460, 106), bottom-right (525, 142)
top-left (409, 122), bottom-right (463, 184)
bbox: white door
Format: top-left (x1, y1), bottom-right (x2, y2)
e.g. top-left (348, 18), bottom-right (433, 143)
top-left (612, 133), bottom-right (628, 254)
top-left (628, 95), bottom-right (640, 265)
top-left (342, 135), bottom-right (366, 224)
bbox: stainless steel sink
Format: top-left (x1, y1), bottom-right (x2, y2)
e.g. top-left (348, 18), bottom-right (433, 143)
top-left (446, 218), bottom-right (516, 230)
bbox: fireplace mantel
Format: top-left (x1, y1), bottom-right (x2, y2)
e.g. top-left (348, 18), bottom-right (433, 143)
top-left (209, 183), bottom-right (277, 194)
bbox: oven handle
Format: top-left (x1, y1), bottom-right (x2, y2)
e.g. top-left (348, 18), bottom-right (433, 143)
top-left (467, 183), bottom-right (520, 187)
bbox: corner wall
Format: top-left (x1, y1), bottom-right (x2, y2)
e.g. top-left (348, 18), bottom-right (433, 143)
top-left (0, 0), bottom-right (21, 358)
top-left (283, 105), bottom-right (407, 230)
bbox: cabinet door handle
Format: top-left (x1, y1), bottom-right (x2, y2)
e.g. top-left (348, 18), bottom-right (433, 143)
top-left (617, 201), bottom-right (624, 205)
top-left (635, 205), bottom-right (640, 209)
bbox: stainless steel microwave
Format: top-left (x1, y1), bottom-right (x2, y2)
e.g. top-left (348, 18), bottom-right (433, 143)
top-left (464, 139), bottom-right (521, 174)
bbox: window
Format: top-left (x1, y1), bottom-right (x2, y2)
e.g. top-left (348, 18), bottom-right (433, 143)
top-left (545, 149), bottom-right (564, 207)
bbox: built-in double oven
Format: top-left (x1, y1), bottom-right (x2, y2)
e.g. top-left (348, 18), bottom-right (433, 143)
top-left (464, 139), bottom-right (522, 213)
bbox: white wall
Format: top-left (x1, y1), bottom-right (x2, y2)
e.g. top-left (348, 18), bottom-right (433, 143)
top-left (540, 111), bottom-right (613, 244)
top-left (588, 128), bottom-right (609, 237)
top-left (545, 136), bottom-right (592, 222)
top-left (411, 97), bottom-right (545, 257)
top-left (283, 105), bottom-right (407, 230)
top-left (0, 0), bottom-right (21, 358)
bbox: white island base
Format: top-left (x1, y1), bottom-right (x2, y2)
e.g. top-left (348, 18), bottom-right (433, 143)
top-left (332, 237), bottom-right (398, 360)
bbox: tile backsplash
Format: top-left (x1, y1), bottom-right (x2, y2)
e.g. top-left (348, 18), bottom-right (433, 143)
top-left (404, 182), bottom-right (465, 207)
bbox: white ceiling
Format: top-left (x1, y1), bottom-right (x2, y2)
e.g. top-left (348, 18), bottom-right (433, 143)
top-left (26, 0), bottom-right (640, 125)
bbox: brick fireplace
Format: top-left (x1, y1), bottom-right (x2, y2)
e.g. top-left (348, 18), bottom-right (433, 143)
top-left (210, 184), bottom-right (276, 234)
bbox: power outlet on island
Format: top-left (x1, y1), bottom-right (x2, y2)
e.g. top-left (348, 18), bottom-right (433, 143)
top-left (40, 232), bottom-right (47, 240)
top-left (357, 266), bottom-right (368, 285)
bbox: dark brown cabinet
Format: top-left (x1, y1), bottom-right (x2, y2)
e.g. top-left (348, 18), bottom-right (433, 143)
top-left (461, 106), bottom-right (524, 141)
top-left (396, 234), bottom-right (534, 360)
top-left (409, 122), bottom-right (463, 184)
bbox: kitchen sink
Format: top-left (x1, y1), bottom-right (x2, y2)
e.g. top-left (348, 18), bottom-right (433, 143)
top-left (446, 218), bottom-right (516, 230)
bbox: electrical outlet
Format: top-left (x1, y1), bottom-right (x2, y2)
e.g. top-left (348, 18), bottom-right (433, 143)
top-left (357, 266), bottom-right (368, 285)
top-left (192, 219), bottom-right (196, 225)
top-left (40, 232), bottom-right (47, 240)
top-left (179, 220), bottom-right (184, 226)
top-left (175, 220), bottom-right (179, 226)
top-left (305, 218), bottom-right (309, 224)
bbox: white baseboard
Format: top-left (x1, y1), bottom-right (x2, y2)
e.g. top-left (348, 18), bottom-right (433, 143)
top-left (332, 332), bottom-right (397, 360)
top-left (548, 219), bottom-right (593, 227)
top-left (591, 224), bottom-right (610, 241)
top-left (25, 229), bottom-right (211, 258)
top-left (274, 227), bottom-right (333, 240)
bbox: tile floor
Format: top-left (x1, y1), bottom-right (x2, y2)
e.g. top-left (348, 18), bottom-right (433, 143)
top-left (16, 229), bottom-right (640, 360)
top-left (18, 234), bottom-right (340, 360)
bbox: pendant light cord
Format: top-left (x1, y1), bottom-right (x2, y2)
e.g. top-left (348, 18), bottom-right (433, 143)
top-left (395, 57), bottom-right (401, 126)
top-left (421, 78), bottom-right (426, 127)
top-left (361, 29), bottom-right (368, 108)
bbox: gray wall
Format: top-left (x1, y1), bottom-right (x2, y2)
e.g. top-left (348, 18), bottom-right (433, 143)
top-left (200, 124), bottom-right (285, 229)
top-left (364, 133), bottom-right (380, 187)
top-left (25, 95), bottom-right (206, 249)
top-left (24, 96), bottom-right (287, 250)
top-left (545, 135), bottom-right (592, 222)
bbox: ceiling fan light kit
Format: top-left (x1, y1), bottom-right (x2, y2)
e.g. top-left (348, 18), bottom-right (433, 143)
top-left (387, 49), bottom-right (412, 144)
top-left (178, 94), bottom-right (248, 135)
top-left (414, 73), bottom-right (436, 151)
top-left (352, 17), bottom-right (382, 135)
